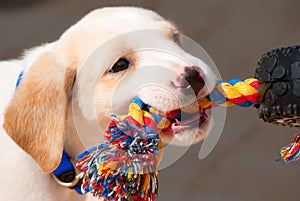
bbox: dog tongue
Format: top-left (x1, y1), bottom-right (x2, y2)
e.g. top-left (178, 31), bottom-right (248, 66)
top-left (166, 109), bottom-right (181, 119)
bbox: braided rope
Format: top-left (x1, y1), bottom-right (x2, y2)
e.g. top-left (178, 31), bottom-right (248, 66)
top-left (199, 78), bottom-right (260, 109)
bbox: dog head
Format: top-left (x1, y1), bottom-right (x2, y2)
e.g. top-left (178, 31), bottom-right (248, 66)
top-left (3, 7), bottom-right (216, 173)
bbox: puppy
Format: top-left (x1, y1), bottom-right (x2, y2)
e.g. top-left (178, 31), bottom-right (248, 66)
top-left (0, 7), bottom-right (216, 201)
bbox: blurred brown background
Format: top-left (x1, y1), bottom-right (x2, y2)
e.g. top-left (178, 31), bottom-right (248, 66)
top-left (1, 0), bottom-right (300, 200)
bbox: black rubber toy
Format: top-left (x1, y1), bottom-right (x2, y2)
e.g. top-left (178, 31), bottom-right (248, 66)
top-left (255, 46), bottom-right (300, 127)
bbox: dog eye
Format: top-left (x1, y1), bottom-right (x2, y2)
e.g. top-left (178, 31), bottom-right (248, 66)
top-left (109, 58), bottom-right (131, 73)
top-left (172, 31), bottom-right (181, 45)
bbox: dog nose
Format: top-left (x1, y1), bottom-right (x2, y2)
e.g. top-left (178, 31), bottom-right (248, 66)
top-left (170, 66), bottom-right (205, 95)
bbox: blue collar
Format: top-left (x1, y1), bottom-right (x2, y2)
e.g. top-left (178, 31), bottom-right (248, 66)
top-left (16, 70), bottom-right (24, 88)
top-left (16, 70), bottom-right (83, 194)
top-left (52, 151), bottom-right (83, 194)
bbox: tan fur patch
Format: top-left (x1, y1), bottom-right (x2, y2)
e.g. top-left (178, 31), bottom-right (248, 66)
top-left (3, 52), bottom-right (76, 173)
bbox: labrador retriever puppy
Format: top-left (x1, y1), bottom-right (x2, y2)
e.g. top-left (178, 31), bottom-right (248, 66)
top-left (0, 7), bottom-right (216, 201)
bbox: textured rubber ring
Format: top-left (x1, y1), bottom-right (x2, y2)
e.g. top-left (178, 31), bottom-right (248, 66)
top-left (254, 46), bottom-right (300, 127)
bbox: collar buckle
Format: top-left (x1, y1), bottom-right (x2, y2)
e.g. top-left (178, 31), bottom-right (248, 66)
top-left (51, 158), bottom-right (82, 188)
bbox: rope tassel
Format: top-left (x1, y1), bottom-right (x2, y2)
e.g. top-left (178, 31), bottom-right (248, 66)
top-left (76, 98), bottom-right (163, 201)
top-left (280, 134), bottom-right (300, 163)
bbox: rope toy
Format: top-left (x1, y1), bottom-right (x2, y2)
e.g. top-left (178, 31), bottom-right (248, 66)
top-left (76, 98), bottom-right (165, 201)
top-left (75, 46), bottom-right (300, 200)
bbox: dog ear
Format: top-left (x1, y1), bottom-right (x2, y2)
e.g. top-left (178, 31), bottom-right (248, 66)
top-left (3, 52), bottom-right (76, 173)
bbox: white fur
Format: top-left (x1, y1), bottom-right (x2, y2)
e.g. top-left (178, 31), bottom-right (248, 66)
top-left (0, 7), bottom-right (215, 201)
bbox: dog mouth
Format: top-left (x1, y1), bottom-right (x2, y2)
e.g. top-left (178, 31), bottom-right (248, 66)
top-left (169, 108), bottom-right (208, 131)
top-left (163, 107), bottom-right (209, 134)
top-left (144, 101), bottom-right (210, 141)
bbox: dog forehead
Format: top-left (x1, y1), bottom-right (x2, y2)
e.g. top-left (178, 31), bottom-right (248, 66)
top-left (83, 7), bottom-right (164, 25)
top-left (60, 7), bottom-right (172, 47)
top-left (74, 7), bottom-right (175, 37)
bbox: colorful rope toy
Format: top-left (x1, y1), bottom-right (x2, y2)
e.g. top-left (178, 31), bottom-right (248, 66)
top-left (76, 98), bottom-right (165, 201)
top-left (75, 79), bottom-right (262, 200)
top-left (75, 46), bottom-right (300, 201)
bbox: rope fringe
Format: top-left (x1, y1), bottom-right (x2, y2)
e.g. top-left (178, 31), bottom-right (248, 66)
top-left (76, 98), bottom-right (163, 201)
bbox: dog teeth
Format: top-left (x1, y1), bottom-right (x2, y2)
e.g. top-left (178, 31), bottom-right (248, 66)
top-left (175, 118), bottom-right (181, 124)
